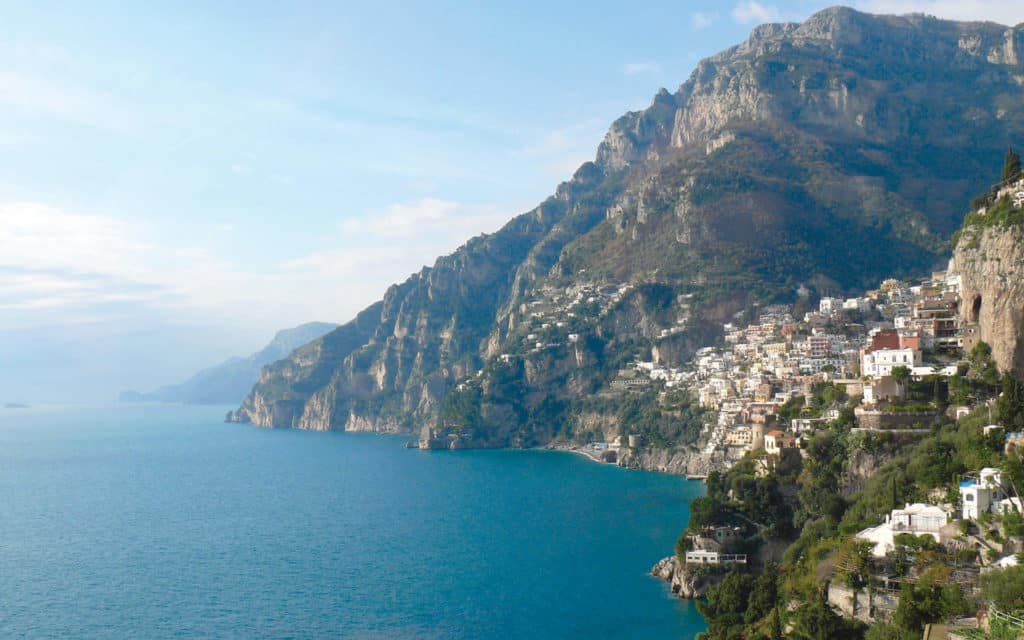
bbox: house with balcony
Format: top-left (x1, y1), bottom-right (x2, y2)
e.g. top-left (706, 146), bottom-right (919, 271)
top-left (855, 503), bottom-right (954, 557)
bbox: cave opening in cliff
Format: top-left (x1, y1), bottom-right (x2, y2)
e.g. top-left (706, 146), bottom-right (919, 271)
top-left (971, 295), bottom-right (982, 323)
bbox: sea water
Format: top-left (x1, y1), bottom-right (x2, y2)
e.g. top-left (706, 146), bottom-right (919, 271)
top-left (0, 404), bottom-right (706, 639)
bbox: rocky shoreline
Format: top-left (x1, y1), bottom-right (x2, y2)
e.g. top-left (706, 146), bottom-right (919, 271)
top-left (414, 428), bottom-right (741, 478)
top-left (619, 446), bottom-right (745, 476)
top-left (542, 441), bottom-right (747, 477)
top-left (650, 556), bottom-right (720, 599)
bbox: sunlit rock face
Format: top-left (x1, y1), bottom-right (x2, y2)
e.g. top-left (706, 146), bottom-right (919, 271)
top-left (233, 8), bottom-right (1024, 445)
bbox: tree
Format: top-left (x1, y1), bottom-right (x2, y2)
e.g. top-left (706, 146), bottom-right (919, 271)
top-left (938, 583), bottom-right (969, 620)
top-left (891, 365), bottom-right (912, 391)
top-left (766, 607), bottom-right (783, 640)
top-left (779, 395), bottom-right (807, 422)
top-left (789, 590), bottom-right (863, 640)
top-left (948, 374), bottom-right (971, 405)
top-left (893, 583), bottom-right (932, 633)
top-left (968, 342), bottom-right (1001, 389)
top-left (697, 569), bottom-right (755, 639)
top-left (980, 565), bottom-right (1024, 610)
top-left (893, 581), bottom-right (969, 634)
top-left (834, 539), bottom-right (875, 588)
top-left (797, 430), bottom-right (847, 527)
top-left (745, 564), bottom-right (780, 624)
top-left (1002, 147), bottom-right (1022, 184)
top-left (688, 496), bottom-right (724, 530)
top-left (997, 376), bottom-right (1024, 430)
top-left (932, 376), bottom-right (946, 405)
top-left (675, 531), bottom-right (694, 560)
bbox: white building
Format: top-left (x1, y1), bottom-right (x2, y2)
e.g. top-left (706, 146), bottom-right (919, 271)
top-left (996, 497), bottom-right (1023, 515)
top-left (861, 347), bottom-right (921, 378)
top-left (685, 550), bottom-right (747, 565)
top-left (862, 377), bottom-right (902, 405)
top-left (960, 468), bottom-right (1008, 520)
top-left (724, 427), bottom-right (753, 447)
top-left (764, 430), bottom-right (797, 456)
top-left (855, 503), bottom-right (952, 557)
top-left (843, 297), bottom-right (872, 314)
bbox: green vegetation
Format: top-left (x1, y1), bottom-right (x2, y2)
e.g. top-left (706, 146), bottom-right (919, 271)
top-left (963, 195), bottom-right (1024, 230)
top-left (698, 567), bottom-right (865, 640)
top-left (580, 387), bottom-right (710, 449)
top-left (692, 125), bottom-right (1024, 640)
top-left (957, 150), bottom-right (1024, 249)
top-left (693, 355), bottom-right (1024, 639)
top-left (1001, 148), bottom-right (1021, 184)
top-left (891, 579), bottom-right (971, 635)
top-left (980, 566), bottom-right (1024, 611)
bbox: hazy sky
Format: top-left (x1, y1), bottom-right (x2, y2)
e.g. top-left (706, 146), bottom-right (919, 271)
top-left (2, 0), bottom-right (1023, 402)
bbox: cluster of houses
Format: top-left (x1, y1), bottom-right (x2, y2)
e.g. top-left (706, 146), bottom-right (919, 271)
top-left (1009, 177), bottom-right (1024, 209)
top-left (496, 281), bottom-right (653, 360)
top-left (609, 270), bottom-right (977, 461)
top-left (977, 176), bottom-right (1024, 212)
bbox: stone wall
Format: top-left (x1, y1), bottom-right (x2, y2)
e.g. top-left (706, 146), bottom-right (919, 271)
top-left (827, 584), bottom-right (899, 624)
top-left (854, 409), bottom-right (937, 430)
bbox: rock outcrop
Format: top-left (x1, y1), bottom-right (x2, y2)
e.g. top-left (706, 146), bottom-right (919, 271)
top-left (618, 447), bottom-right (745, 476)
top-left (950, 224), bottom-right (1024, 376)
top-left (650, 556), bottom-right (719, 599)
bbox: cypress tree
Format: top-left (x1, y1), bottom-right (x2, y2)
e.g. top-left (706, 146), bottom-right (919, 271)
top-left (1002, 147), bottom-right (1021, 183)
top-left (767, 607), bottom-right (783, 640)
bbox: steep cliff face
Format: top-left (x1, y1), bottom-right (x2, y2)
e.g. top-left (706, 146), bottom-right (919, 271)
top-left (234, 192), bottom-right (600, 430)
top-left (235, 7), bottom-right (1024, 441)
top-left (951, 225), bottom-right (1024, 375)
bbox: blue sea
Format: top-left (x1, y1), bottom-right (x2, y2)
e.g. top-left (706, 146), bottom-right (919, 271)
top-left (0, 404), bottom-right (706, 639)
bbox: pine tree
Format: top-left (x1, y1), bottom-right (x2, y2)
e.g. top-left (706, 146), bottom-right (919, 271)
top-left (1002, 147), bottom-right (1022, 183)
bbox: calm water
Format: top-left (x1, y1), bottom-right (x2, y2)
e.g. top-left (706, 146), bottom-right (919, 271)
top-left (0, 404), bottom-right (706, 639)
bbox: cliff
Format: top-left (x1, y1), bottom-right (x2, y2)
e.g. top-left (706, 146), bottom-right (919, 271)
top-left (234, 7), bottom-right (1024, 446)
top-left (951, 218), bottom-right (1024, 376)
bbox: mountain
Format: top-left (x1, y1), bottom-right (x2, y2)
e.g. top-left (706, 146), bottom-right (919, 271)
top-left (121, 322), bottom-right (337, 405)
top-left (231, 7), bottom-right (1024, 446)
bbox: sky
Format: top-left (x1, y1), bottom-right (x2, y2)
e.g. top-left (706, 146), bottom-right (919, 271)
top-left (2, 0), bottom-right (1023, 403)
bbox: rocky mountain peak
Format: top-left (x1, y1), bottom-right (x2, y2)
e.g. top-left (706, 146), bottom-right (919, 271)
top-left (233, 8), bottom-right (1024, 442)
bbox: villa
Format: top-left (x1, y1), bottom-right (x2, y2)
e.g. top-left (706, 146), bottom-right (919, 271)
top-left (855, 503), bottom-right (953, 557)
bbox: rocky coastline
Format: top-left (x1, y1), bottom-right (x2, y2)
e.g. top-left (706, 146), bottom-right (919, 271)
top-left (650, 556), bottom-right (721, 599)
top-left (618, 446), bottom-right (745, 476)
top-left (541, 442), bottom-right (743, 477)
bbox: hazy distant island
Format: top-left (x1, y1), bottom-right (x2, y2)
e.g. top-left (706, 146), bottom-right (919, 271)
top-left (4, 402), bottom-right (29, 409)
top-left (120, 321), bottom-right (336, 405)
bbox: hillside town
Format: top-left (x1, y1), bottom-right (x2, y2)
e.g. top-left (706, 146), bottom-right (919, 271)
top-left (616, 270), bottom-right (969, 457)
top-left (640, 265), bottom-right (1024, 638)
